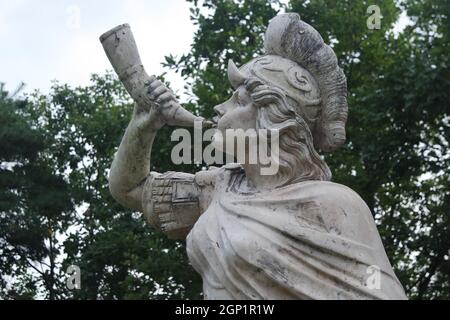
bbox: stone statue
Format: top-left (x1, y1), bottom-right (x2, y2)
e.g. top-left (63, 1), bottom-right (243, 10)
top-left (101, 13), bottom-right (407, 299)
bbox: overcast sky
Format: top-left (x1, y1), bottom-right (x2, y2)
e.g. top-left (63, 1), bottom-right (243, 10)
top-left (1, 1), bottom-right (411, 99)
top-left (0, 0), bottom-right (196, 96)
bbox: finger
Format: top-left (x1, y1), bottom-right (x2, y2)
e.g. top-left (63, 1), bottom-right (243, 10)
top-left (152, 86), bottom-right (168, 99)
top-left (145, 75), bottom-right (157, 86)
top-left (148, 79), bottom-right (163, 92)
top-left (156, 92), bottom-right (173, 103)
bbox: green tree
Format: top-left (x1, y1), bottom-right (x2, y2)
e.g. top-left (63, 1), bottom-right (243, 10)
top-left (0, 84), bottom-right (73, 299)
top-left (24, 74), bottom-right (202, 299)
top-left (165, 0), bottom-right (450, 299)
top-left (1, 74), bottom-right (202, 300)
top-left (1, 0), bottom-right (448, 300)
top-left (289, 0), bottom-right (450, 299)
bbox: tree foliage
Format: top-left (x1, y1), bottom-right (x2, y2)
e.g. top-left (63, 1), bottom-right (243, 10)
top-left (165, 0), bottom-right (450, 299)
top-left (0, 76), bottom-right (201, 299)
top-left (1, 0), bottom-right (449, 299)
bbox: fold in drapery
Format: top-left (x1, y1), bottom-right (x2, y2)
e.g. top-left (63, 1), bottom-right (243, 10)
top-left (187, 172), bottom-right (407, 300)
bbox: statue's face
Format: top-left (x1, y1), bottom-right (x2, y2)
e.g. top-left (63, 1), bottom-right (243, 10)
top-left (213, 85), bottom-right (256, 132)
top-left (211, 85), bottom-right (257, 155)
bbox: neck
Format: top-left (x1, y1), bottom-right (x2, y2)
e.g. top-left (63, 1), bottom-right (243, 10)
top-left (241, 163), bottom-right (282, 191)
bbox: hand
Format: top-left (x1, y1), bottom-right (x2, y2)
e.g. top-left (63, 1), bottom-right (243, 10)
top-left (147, 76), bottom-right (177, 110)
top-left (131, 75), bottom-right (177, 132)
top-left (132, 74), bottom-right (207, 129)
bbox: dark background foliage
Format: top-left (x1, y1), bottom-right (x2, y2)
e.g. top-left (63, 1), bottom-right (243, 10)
top-left (0, 0), bottom-right (449, 299)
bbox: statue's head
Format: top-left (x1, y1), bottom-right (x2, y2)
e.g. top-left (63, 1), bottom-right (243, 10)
top-left (213, 13), bottom-right (347, 186)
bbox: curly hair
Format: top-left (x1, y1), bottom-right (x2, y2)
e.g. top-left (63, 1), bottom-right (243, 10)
top-left (244, 77), bottom-right (331, 187)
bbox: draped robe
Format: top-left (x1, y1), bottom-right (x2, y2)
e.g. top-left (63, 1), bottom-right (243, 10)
top-left (186, 166), bottom-right (407, 300)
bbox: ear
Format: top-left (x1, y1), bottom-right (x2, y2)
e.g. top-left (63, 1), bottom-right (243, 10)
top-left (227, 60), bottom-right (246, 89)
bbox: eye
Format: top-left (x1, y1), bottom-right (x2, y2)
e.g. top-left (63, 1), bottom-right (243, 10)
top-left (236, 89), bottom-right (249, 106)
top-left (232, 91), bottom-right (243, 106)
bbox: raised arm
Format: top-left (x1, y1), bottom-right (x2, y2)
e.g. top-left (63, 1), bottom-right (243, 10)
top-left (102, 24), bottom-right (215, 238)
top-left (108, 98), bottom-right (160, 212)
top-left (108, 77), bottom-right (217, 239)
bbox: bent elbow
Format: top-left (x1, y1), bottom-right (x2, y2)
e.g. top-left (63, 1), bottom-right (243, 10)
top-left (108, 178), bottom-right (127, 207)
top-left (108, 179), bottom-right (121, 203)
top-left (109, 177), bottom-right (144, 212)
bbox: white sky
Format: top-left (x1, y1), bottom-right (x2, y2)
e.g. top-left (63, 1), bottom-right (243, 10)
top-left (0, 1), bottom-right (411, 98)
top-left (0, 0), bottom-right (196, 97)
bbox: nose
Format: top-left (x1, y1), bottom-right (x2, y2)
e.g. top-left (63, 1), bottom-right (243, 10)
top-left (214, 104), bottom-right (225, 117)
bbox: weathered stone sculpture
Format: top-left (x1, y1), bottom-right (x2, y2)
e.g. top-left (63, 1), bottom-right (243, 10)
top-left (102, 13), bottom-right (407, 299)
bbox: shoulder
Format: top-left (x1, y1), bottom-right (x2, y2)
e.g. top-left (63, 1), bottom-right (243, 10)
top-left (284, 181), bottom-right (377, 241)
top-left (326, 182), bottom-right (367, 205)
top-left (299, 180), bottom-right (363, 199)
top-left (291, 180), bottom-right (371, 214)
top-left (302, 181), bottom-right (386, 248)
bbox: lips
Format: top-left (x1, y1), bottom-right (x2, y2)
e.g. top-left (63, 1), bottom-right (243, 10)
top-left (210, 116), bottom-right (220, 128)
top-left (201, 118), bottom-right (217, 129)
